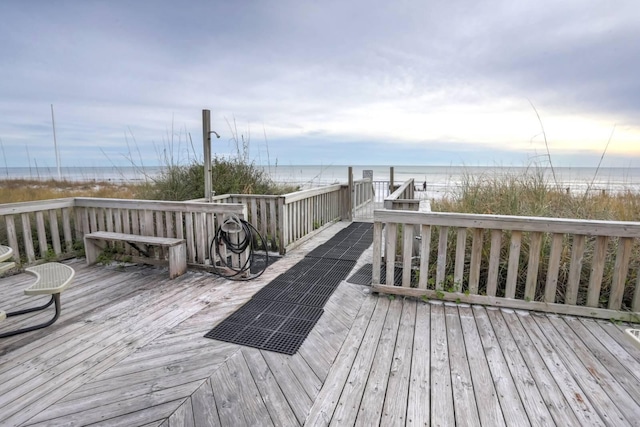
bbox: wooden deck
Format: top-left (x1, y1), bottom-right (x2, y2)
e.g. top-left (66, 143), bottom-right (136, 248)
top-left (1, 222), bottom-right (640, 426)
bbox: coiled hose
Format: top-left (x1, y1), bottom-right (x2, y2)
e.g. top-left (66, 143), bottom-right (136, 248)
top-left (209, 215), bottom-right (269, 281)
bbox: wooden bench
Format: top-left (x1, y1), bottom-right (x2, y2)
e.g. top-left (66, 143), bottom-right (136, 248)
top-left (84, 231), bottom-right (187, 279)
top-left (0, 262), bottom-right (75, 338)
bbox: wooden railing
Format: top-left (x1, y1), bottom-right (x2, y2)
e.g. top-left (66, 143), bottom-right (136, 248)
top-left (281, 184), bottom-right (349, 251)
top-left (353, 178), bottom-right (374, 211)
top-left (211, 184), bottom-right (349, 254)
top-left (372, 209), bottom-right (640, 322)
top-left (383, 179), bottom-right (419, 211)
top-left (372, 181), bottom-right (390, 203)
top-left (0, 198), bottom-right (76, 264)
top-left (0, 197), bottom-right (246, 268)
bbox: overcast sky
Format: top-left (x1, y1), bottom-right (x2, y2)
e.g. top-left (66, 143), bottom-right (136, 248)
top-left (1, 0), bottom-right (639, 169)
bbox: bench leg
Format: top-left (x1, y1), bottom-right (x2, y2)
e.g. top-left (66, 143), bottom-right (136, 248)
top-left (0, 294), bottom-right (62, 338)
top-left (84, 237), bottom-right (100, 265)
top-left (168, 244), bottom-right (187, 279)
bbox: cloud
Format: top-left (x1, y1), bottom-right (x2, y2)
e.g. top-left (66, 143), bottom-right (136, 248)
top-left (0, 0), bottom-right (639, 168)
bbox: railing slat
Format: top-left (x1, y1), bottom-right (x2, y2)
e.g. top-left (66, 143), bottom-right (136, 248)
top-left (35, 211), bottom-right (48, 257)
top-left (436, 227), bottom-right (449, 289)
top-left (6, 215), bottom-right (19, 261)
top-left (143, 210), bottom-right (154, 236)
top-left (524, 232), bottom-right (542, 301)
top-left (468, 228), bottom-right (483, 294)
top-left (105, 208), bottom-right (113, 232)
top-left (49, 210), bottom-right (62, 255)
top-left (418, 225), bottom-right (431, 289)
top-left (21, 213), bottom-right (35, 263)
top-left (165, 212), bottom-right (173, 238)
top-left (586, 236), bottom-right (608, 307)
top-left (195, 213), bottom-right (205, 263)
top-left (566, 235), bottom-right (586, 305)
top-left (155, 211), bottom-right (165, 238)
top-left (260, 199), bottom-right (268, 242)
top-left (114, 208), bottom-right (123, 233)
top-left (486, 230), bottom-right (502, 297)
top-left (609, 237), bottom-right (632, 310)
top-left (505, 231), bottom-right (522, 299)
top-left (175, 212), bottom-right (183, 239)
top-left (62, 208), bottom-right (73, 252)
top-left (402, 223), bottom-right (414, 287)
top-left (544, 234), bottom-right (564, 303)
top-left (97, 208), bottom-right (106, 232)
top-left (89, 208), bottom-right (98, 233)
top-left (454, 228), bottom-right (466, 290)
top-left (385, 222), bottom-right (397, 286)
top-left (185, 212), bottom-right (195, 263)
top-left (269, 200), bottom-right (277, 251)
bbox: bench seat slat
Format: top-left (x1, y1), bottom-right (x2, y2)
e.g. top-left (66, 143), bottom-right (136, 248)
top-left (84, 231), bottom-right (184, 247)
top-left (24, 263), bottom-right (75, 295)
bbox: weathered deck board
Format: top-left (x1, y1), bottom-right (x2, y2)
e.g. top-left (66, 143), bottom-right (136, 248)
top-left (486, 308), bottom-right (554, 426)
top-left (304, 296), bottom-right (378, 427)
top-left (501, 310), bottom-right (580, 426)
top-left (354, 297), bottom-right (402, 426)
top-left (458, 305), bottom-right (505, 427)
top-left (472, 305), bottom-right (529, 425)
top-left (406, 301), bottom-right (431, 426)
top-left (1, 222), bottom-right (639, 427)
top-left (242, 348), bottom-right (300, 427)
top-left (330, 296), bottom-right (389, 426)
top-left (379, 298), bottom-right (415, 427)
top-left (430, 302), bottom-right (455, 426)
top-left (445, 304), bottom-right (481, 426)
top-left (530, 314), bottom-right (631, 426)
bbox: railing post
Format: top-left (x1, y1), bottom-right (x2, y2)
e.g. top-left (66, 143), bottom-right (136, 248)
top-left (278, 196), bottom-right (288, 255)
top-left (202, 109), bottom-right (212, 203)
top-left (347, 167), bottom-right (353, 221)
top-left (372, 221), bottom-right (382, 285)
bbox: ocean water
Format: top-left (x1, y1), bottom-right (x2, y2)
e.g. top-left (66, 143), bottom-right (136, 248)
top-left (2, 165), bottom-right (639, 199)
top-left (266, 165), bottom-right (640, 198)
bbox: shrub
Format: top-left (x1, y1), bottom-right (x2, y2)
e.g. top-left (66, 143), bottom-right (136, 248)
top-left (135, 158), bottom-right (297, 201)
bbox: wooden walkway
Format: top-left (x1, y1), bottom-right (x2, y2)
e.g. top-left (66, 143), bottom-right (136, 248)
top-left (1, 223), bottom-right (640, 426)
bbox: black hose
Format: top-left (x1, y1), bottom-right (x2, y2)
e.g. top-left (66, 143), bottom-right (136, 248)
top-left (209, 216), bottom-right (269, 281)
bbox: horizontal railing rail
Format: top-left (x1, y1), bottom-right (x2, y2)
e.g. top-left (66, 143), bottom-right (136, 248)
top-left (372, 209), bottom-right (640, 322)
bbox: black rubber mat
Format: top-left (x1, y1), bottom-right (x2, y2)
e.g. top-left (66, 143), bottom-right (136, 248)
top-left (346, 263), bottom-right (406, 286)
top-left (250, 253), bottom-right (281, 274)
top-left (252, 258), bottom-right (356, 307)
top-left (205, 222), bottom-right (371, 355)
top-left (204, 300), bottom-right (324, 355)
top-left (306, 222), bottom-right (373, 261)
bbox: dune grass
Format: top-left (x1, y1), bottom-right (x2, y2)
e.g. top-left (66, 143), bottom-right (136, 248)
top-left (0, 179), bottom-right (143, 204)
top-left (432, 166), bottom-right (640, 221)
